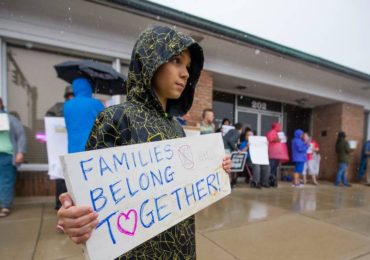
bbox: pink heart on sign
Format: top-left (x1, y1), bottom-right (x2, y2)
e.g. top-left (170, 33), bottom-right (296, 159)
top-left (116, 209), bottom-right (138, 236)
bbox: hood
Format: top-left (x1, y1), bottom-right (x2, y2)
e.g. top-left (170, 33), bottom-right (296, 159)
top-left (72, 78), bottom-right (93, 98)
top-left (294, 129), bottom-right (304, 138)
top-left (127, 25), bottom-right (204, 117)
top-left (271, 122), bottom-right (281, 131)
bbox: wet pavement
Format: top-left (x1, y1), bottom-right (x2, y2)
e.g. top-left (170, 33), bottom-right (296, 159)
top-left (1, 182), bottom-right (370, 259)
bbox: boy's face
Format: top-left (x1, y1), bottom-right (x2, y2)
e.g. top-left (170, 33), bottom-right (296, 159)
top-left (153, 49), bottom-right (191, 100)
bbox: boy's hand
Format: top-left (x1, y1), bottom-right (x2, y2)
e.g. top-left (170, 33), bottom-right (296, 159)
top-left (222, 155), bottom-right (231, 174)
top-left (57, 193), bottom-right (99, 244)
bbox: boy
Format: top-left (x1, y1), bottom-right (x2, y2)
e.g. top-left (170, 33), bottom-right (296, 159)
top-left (57, 26), bottom-right (231, 259)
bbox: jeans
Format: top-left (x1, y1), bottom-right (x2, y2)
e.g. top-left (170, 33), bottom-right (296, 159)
top-left (269, 159), bottom-right (280, 178)
top-left (335, 163), bottom-right (349, 186)
top-left (0, 153), bottom-right (17, 208)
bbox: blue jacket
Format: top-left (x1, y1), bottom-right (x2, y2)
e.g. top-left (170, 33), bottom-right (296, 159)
top-left (64, 78), bottom-right (104, 153)
top-left (291, 129), bottom-right (309, 162)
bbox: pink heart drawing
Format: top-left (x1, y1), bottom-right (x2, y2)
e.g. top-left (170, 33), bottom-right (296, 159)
top-left (116, 209), bottom-right (138, 236)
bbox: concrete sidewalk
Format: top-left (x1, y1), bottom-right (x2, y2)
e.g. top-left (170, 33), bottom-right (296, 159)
top-left (2, 182), bottom-right (370, 260)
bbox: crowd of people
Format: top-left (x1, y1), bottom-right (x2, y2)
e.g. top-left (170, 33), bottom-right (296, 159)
top-left (192, 109), bottom-right (368, 190)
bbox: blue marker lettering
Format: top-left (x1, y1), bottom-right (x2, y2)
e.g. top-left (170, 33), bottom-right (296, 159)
top-left (154, 193), bottom-right (171, 222)
top-left (90, 187), bottom-right (107, 212)
top-left (138, 150), bottom-right (149, 167)
top-left (96, 211), bottom-right (118, 244)
top-left (113, 152), bottom-right (130, 171)
top-left (164, 144), bottom-right (173, 160)
top-left (139, 172), bottom-right (150, 190)
top-left (150, 169), bottom-right (163, 186)
top-left (184, 184), bottom-right (196, 206)
top-left (109, 180), bottom-right (125, 205)
top-left (154, 145), bottom-right (163, 163)
top-left (164, 165), bottom-right (175, 183)
top-left (140, 199), bottom-right (155, 228)
top-left (206, 173), bottom-right (218, 194)
top-left (99, 156), bottom-right (113, 176)
top-left (126, 178), bottom-right (139, 197)
top-left (80, 157), bottom-right (94, 181)
top-left (171, 187), bottom-right (182, 210)
top-left (195, 178), bottom-right (207, 201)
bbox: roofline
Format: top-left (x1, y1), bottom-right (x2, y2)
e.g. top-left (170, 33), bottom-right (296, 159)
top-left (101, 0), bottom-right (370, 81)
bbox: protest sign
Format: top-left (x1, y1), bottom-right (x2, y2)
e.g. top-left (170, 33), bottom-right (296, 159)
top-left (0, 113), bottom-right (10, 131)
top-left (222, 125), bottom-right (235, 136)
top-left (45, 117), bottom-right (67, 180)
top-left (61, 133), bottom-right (230, 260)
top-left (249, 136), bottom-right (269, 165)
top-left (230, 152), bottom-right (247, 172)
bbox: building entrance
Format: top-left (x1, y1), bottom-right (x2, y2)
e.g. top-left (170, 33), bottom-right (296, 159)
top-left (236, 108), bottom-right (282, 136)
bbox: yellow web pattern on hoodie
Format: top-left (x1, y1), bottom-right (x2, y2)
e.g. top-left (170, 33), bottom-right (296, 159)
top-left (85, 26), bottom-right (204, 259)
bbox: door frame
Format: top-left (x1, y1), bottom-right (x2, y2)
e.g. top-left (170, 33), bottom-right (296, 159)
top-left (236, 106), bottom-right (283, 135)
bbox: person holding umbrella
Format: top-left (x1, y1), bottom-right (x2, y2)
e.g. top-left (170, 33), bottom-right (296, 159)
top-left (63, 78), bottom-right (104, 154)
top-left (56, 25), bottom-right (231, 259)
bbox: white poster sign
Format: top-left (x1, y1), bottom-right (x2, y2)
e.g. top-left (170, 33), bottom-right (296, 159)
top-left (61, 133), bottom-right (230, 260)
top-left (249, 136), bottom-right (269, 165)
top-left (44, 117), bottom-right (68, 180)
top-left (0, 113), bottom-right (10, 131)
top-left (222, 125), bottom-right (235, 136)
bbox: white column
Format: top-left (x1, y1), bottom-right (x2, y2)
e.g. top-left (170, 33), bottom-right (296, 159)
top-left (0, 38), bottom-right (7, 107)
top-left (110, 58), bottom-right (121, 105)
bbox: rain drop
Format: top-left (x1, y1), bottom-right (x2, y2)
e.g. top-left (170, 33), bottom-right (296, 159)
top-left (156, 16), bottom-right (161, 20)
top-left (255, 49), bottom-right (260, 55)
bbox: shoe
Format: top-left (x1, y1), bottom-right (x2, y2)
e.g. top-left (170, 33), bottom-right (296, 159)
top-left (0, 208), bottom-right (10, 217)
top-left (262, 184), bottom-right (270, 188)
top-left (344, 184), bottom-right (352, 187)
top-left (256, 185), bottom-right (262, 189)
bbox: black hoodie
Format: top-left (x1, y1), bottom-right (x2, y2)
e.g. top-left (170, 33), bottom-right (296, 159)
top-left (86, 26), bottom-right (204, 259)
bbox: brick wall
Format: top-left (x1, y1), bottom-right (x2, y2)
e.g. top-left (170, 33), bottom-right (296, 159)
top-left (312, 102), bottom-right (364, 181)
top-left (187, 70), bottom-right (213, 126)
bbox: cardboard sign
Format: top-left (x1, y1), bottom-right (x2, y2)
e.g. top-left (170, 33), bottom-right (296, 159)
top-left (249, 136), bottom-right (269, 165)
top-left (230, 152), bottom-right (247, 172)
top-left (44, 117), bottom-right (67, 180)
top-left (0, 113), bottom-right (10, 131)
top-left (61, 133), bottom-right (230, 260)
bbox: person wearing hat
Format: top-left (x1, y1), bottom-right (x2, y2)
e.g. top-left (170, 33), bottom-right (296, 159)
top-left (45, 86), bottom-right (74, 117)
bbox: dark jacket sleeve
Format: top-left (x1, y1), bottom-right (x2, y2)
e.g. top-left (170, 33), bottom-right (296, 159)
top-left (85, 106), bottom-right (131, 151)
top-left (344, 141), bottom-right (351, 154)
top-left (224, 130), bottom-right (239, 152)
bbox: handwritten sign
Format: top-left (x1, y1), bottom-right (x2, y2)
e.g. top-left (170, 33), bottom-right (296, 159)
top-left (249, 136), bottom-right (269, 165)
top-left (44, 117), bottom-right (67, 180)
top-left (61, 133), bottom-right (230, 260)
top-left (0, 113), bottom-right (10, 131)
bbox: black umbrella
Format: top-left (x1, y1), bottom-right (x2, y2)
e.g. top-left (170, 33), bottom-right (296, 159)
top-left (54, 60), bottom-right (127, 95)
